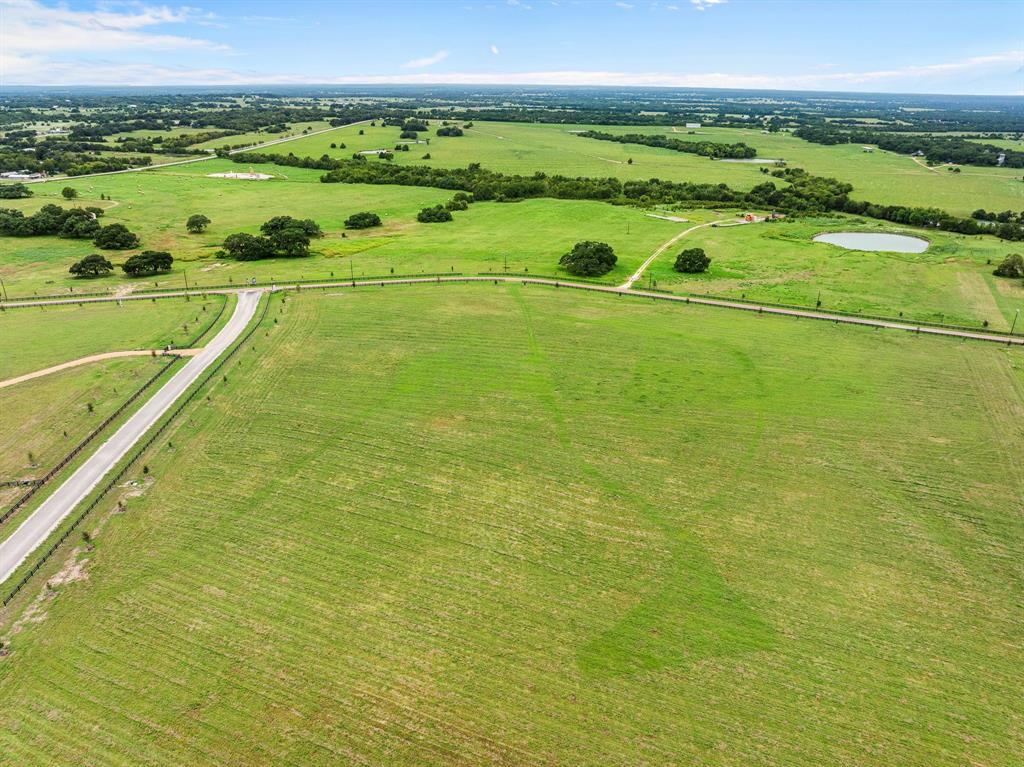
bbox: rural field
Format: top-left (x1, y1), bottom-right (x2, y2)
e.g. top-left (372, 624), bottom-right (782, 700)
top-left (0, 296), bottom-right (226, 379)
top-left (641, 215), bottom-right (1024, 328)
top-left (0, 163), bottom-right (690, 295)
top-left (0, 285), bottom-right (1021, 765)
top-left (270, 120), bottom-right (1024, 216)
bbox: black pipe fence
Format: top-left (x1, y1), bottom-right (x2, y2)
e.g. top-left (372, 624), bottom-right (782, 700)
top-left (2, 294), bottom-right (271, 607)
top-left (0, 354), bottom-right (181, 527)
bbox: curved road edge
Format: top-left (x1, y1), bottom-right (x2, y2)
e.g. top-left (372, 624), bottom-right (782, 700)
top-left (0, 290), bottom-right (262, 587)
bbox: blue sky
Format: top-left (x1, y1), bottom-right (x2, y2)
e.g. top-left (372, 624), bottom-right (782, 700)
top-left (2, 0), bottom-right (1022, 94)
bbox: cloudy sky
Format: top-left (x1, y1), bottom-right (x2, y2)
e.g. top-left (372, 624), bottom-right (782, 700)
top-left (2, 0), bottom-right (1022, 94)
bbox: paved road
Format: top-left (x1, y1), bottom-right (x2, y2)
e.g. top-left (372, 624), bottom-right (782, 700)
top-left (0, 291), bottom-right (261, 585)
top-left (0, 349), bottom-right (201, 391)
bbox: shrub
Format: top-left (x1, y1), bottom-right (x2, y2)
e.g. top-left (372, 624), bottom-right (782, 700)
top-left (61, 187), bottom-right (78, 199)
top-left (417, 205), bottom-right (453, 223)
top-left (993, 253), bottom-right (1024, 278)
top-left (345, 212), bottom-right (382, 229)
top-left (69, 253), bottom-right (113, 277)
top-left (93, 223), bottom-right (140, 249)
top-left (673, 247), bottom-right (711, 273)
top-left (559, 241), bottom-right (617, 276)
top-left (445, 198), bottom-right (469, 211)
top-left (122, 250), bottom-right (173, 276)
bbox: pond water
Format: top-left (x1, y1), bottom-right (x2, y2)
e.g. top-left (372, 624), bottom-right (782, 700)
top-left (812, 232), bottom-right (929, 253)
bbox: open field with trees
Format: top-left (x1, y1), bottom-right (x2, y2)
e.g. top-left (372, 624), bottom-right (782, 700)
top-left (269, 120), bottom-right (1024, 216)
top-left (0, 296), bottom-right (226, 380)
top-left (640, 216), bottom-right (1024, 329)
top-left (0, 285), bottom-right (1021, 765)
top-left (0, 164), bottom-right (690, 295)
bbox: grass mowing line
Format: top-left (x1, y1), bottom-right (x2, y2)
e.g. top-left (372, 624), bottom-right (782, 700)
top-left (0, 293), bottom-right (271, 607)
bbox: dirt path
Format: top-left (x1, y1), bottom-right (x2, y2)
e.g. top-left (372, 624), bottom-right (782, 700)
top-left (0, 349), bottom-right (202, 390)
top-left (620, 219), bottom-right (734, 290)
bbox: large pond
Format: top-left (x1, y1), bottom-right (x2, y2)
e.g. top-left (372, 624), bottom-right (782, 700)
top-left (812, 231), bottom-right (929, 253)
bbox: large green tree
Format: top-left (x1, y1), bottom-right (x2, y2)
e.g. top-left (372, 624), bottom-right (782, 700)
top-left (559, 241), bottom-right (617, 277)
top-left (186, 214), bottom-right (211, 233)
top-left (993, 253), bottom-right (1024, 278)
top-left (69, 254), bottom-right (113, 278)
top-left (344, 212), bottom-right (382, 229)
top-left (673, 247), bottom-right (711, 274)
top-left (93, 223), bottom-right (140, 250)
top-left (122, 251), bottom-right (173, 276)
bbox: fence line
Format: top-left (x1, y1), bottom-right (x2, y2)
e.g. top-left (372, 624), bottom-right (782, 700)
top-left (0, 273), bottom-right (463, 307)
top-left (2, 294), bottom-right (271, 607)
top-left (0, 355), bottom-right (181, 527)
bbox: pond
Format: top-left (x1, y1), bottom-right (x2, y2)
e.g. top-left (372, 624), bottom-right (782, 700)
top-left (812, 232), bottom-right (929, 253)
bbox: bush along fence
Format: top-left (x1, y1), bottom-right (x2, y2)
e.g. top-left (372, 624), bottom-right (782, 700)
top-left (2, 293), bottom-right (271, 608)
top-left (0, 354), bottom-right (183, 527)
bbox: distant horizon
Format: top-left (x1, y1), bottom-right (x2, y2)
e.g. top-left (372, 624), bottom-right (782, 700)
top-left (3, 0), bottom-right (1022, 96)
top-left (2, 83), bottom-right (1021, 101)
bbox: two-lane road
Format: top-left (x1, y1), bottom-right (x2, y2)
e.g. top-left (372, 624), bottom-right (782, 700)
top-left (0, 291), bottom-right (262, 585)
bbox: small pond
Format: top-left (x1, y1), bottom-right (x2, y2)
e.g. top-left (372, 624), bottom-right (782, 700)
top-left (812, 232), bottom-right (929, 253)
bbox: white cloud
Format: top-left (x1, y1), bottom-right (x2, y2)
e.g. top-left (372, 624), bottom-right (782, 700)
top-left (0, 0), bottom-right (229, 55)
top-left (691, 0), bottom-right (726, 10)
top-left (616, 2), bottom-right (634, 9)
top-left (491, 44), bottom-right (500, 55)
top-left (401, 50), bottom-right (450, 68)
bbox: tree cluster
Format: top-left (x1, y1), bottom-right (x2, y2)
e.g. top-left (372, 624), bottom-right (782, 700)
top-left (416, 205), bottom-right (453, 223)
top-left (577, 130), bottom-right (757, 159)
top-left (344, 211), bottom-right (382, 229)
top-left (0, 204), bottom-right (105, 238)
top-left (794, 124), bottom-right (1024, 168)
top-left (123, 250), bottom-right (173, 276)
top-left (436, 126), bottom-right (464, 137)
top-left (221, 216), bottom-right (321, 260)
top-left (94, 223), bottom-right (141, 249)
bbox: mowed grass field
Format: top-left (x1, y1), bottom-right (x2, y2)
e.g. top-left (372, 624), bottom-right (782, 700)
top-left (1, 285), bottom-right (1021, 766)
top-left (269, 120), bottom-right (1024, 216)
top-left (0, 296), bottom-right (225, 380)
top-left (0, 357), bottom-right (168, 481)
top-left (642, 216), bottom-right (1024, 329)
top-left (0, 164), bottom-right (687, 295)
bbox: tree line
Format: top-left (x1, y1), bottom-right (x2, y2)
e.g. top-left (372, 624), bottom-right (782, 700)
top-left (794, 124), bottom-right (1024, 168)
top-left (576, 130), bottom-right (757, 159)
top-left (228, 150), bottom-right (1024, 243)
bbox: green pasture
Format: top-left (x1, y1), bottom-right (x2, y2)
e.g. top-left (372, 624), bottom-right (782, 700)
top-left (0, 295), bottom-right (226, 379)
top-left (0, 164), bottom-right (686, 294)
top-left (191, 120), bottom-right (335, 150)
top-left (0, 285), bottom-right (1020, 765)
top-left (0, 357), bottom-right (165, 482)
top-left (641, 216), bottom-right (1024, 329)
top-left (269, 120), bottom-right (1024, 216)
